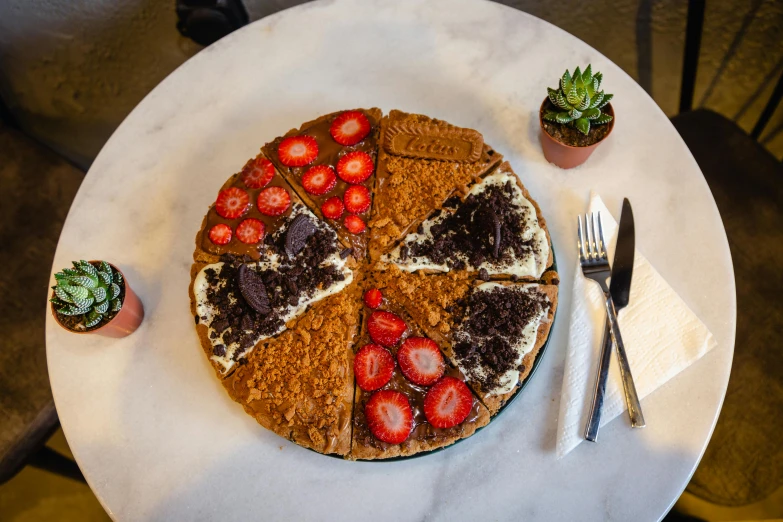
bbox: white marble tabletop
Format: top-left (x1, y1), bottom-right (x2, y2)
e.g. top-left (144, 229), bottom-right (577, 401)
top-left (46, 0), bottom-right (736, 520)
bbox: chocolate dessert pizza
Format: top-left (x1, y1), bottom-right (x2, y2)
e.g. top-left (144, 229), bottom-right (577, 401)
top-left (190, 108), bottom-right (558, 459)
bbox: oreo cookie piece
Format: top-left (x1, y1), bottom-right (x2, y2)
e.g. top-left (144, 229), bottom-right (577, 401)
top-left (284, 214), bottom-right (317, 259)
top-left (478, 206), bottom-right (502, 259)
top-left (237, 264), bottom-right (271, 315)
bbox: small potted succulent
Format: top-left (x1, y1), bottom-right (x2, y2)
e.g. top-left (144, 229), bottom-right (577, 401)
top-left (540, 65), bottom-right (614, 169)
top-left (50, 260), bottom-right (144, 338)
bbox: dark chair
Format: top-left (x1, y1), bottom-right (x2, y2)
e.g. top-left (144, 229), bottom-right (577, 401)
top-left (0, 116), bottom-right (86, 484)
top-left (671, 0), bottom-right (783, 507)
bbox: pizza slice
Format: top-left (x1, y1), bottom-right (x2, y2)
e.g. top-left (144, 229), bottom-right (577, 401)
top-left (262, 109), bottom-right (382, 259)
top-left (349, 270), bottom-right (490, 460)
top-left (367, 110), bottom-right (503, 261)
top-left (222, 276), bottom-right (363, 456)
top-left (193, 152), bottom-right (312, 264)
top-left (383, 161), bottom-right (553, 280)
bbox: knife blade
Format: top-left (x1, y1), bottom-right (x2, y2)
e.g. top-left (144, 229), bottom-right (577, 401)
top-left (610, 199), bottom-right (635, 307)
top-left (584, 198), bottom-right (643, 441)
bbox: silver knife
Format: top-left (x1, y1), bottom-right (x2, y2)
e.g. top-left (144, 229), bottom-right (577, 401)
top-left (584, 198), bottom-right (645, 441)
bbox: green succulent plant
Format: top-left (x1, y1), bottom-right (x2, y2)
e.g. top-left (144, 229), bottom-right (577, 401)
top-left (544, 65), bottom-right (614, 135)
top-left (50, 260), bottom-right (123, 328)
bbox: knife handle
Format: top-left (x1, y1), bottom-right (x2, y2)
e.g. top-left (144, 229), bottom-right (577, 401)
top-left (604, 295), bottom-right (646, 428)
top-left (584, 321), bottom-right (613, 441)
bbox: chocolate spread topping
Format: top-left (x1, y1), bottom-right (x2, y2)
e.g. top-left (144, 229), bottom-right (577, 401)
top-left (264, 109), bottom-right (380, 257)
top-left (352, 298), bottom-right (482, 450)
top-left (201, 168), bottom-right (298, 260)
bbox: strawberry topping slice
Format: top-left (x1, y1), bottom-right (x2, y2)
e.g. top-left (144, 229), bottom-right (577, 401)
top-left (424, 377), bottom-right (473, 429)
top-left (397, 337), bottom-right (445, 386)
top-left (344, 185), bottom-right (371, 214)
top-left (278, 135), bottom-right (318, 167)
top-left (344, 214), bottom-right (366, 234)
top-left (368, 310), bottom-right (407, 347)
top-left (241, 157), bottom-right (275, 189)
top-left (235, 218), bottom-right (265, 244)
top-left (215, 187), bottom-right (250, 219)
top-left (329, 111), bottom-right (371, 146)
top-left (354, 344), bottom-right (395, 392)
top-left (208, 223), bottom-right (232, 245)
top-left (256, 186), bottom-right (291, 216)
top-left (363, 288), bottom-right (383, 309)
top-left (301, 165), bottom-right (337, 196)
top-left (365, 390), bottom-right (413, 444)
top-left (321, 196), bottom-right (344, 220)
top-left (336, 151), bottom-right (374, 184)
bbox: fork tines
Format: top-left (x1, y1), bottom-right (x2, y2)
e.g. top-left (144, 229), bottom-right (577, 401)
top-left (577, 212), bottom-right (607, 263)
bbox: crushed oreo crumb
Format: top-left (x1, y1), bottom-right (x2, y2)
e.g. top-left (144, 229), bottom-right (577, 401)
top-left (340, 248), bottom-right (353, 259)
top-left (194, 315), bottom-right (199, 324)
top-left (453, 285), bottom-right (549, 392)
top-left (403, 181), bottom-right (541, 272)
top-left (478, 268), bottom-right (490, 281)
top-left (203, 217), bottom-right (345, 360)
top-left (213, 344), bottom-right (226, 357)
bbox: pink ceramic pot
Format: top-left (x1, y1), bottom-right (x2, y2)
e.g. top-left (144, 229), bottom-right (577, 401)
top-left (51, 262), bottom-right (144, 338)
top-left (539, 99), bottom-right (614, 169)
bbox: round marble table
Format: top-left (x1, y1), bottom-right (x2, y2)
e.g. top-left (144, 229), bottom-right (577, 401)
top-left (46, 0), bottom-right (736, 520)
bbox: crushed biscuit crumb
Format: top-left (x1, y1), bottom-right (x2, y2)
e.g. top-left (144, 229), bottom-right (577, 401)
top-left (231, 283), bottom-right (362, 454)
top-left (368, 111), bottom-right (501, 260)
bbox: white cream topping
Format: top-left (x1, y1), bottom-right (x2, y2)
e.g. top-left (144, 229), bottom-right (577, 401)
top-left (382, 215), bottom-right (451, 272)
top-left (193, 205), bottom-right (352, 373)
top-left (454, 283), bottom-right (548, 396)
top-left (194, 262), bottom-right (271, 373)
top-left (385, 168), bottom-right (549, 278)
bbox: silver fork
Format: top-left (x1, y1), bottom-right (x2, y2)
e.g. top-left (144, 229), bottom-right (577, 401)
top-left (578, 213), bottom-right (646, 428)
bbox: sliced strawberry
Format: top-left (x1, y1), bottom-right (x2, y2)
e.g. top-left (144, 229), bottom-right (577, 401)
top-left (329, 111), bottom-right (371, 146)
top-left (344, 214), bottom-right (366, 234)
top-left (336, 151), bottom-right (374, 184)
top-left (397, 337), bottom-right (445, 386)
top-left (424, 377), bottom-right (473, 429)
top-left (365, 390), bottom-right (413, 444)
top-left (256, 186), bottom-right (291, 216)
top-left (241, 156), bottom-right (275, 189)
top-left (301, 165), bottom-right (337, 196)
top-left (278, 135), bottom-right (318, 167)
top-left (215, 187), bottom-right (250, 219)
top-left (354, 344), bottom-right (395, 392)
top-left (363, 288), bottom-right (383, 309)
top-left (368, 310), bottom-right (407, 347)
top-left (235, 218), bottom-right (265, 244)
top-left (344, 185), bottom-right (371, 214)
top-left (321, 196), bottom-right (344, 220)
top-left (208, 223), bottom-right (232, 245)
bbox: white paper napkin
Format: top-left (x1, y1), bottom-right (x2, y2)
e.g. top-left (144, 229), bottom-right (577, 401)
top-left (556, 193), bottom-right (717, 458)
